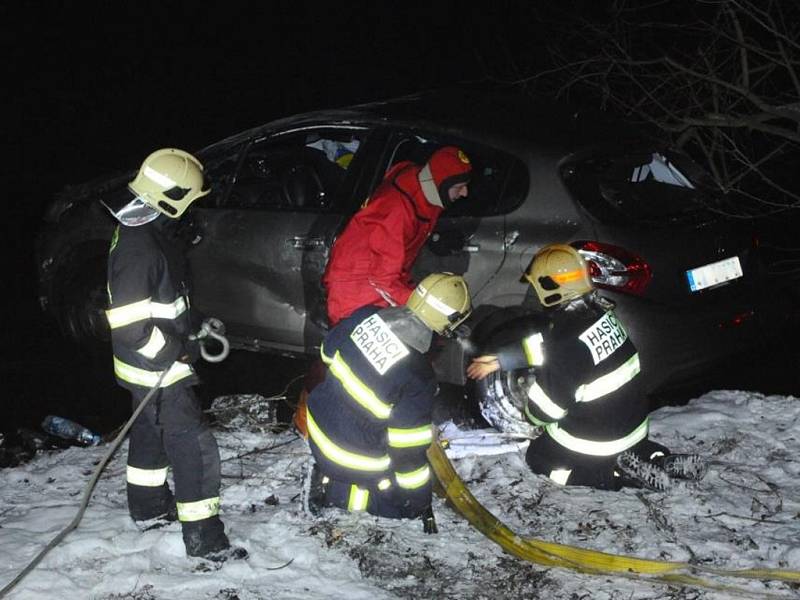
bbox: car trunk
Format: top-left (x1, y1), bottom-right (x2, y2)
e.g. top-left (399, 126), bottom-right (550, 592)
top-left (563, 148), bottom-right (761, 309)
top-left (597, 219), bottom-right (758, 309)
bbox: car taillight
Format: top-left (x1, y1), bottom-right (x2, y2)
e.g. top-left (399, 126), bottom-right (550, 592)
top-left (572, 240), bottom-right (652, 296)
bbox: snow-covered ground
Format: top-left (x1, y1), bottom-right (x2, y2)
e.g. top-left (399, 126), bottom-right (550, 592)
top-left (1, 390), bottom-right (798, 600)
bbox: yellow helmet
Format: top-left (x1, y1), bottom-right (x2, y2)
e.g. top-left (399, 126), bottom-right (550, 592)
top-left (128, 148), bottom-right (210, 219)
top-left (406, 272), bottom-right (472, 335)
top-left (523, 244), bottom-right (593, 307)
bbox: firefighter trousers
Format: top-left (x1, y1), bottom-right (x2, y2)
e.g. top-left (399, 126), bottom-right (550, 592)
top-left (126, 385), bottom-right (223, 526)
top-left (319, 475), bottom-right (425, 519)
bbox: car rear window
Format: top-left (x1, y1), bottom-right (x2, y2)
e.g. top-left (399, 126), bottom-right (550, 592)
top-left (561, 151), bottom-right (720, 226)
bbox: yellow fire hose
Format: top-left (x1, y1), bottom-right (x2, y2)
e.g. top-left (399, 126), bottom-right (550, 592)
top-left (427, 441), bottom-right (800, 598)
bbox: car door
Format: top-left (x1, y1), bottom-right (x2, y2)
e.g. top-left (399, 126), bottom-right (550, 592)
top-left (188, 125), bottom-right (374, 353)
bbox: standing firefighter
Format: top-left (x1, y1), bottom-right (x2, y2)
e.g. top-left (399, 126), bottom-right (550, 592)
top-left (306, 273), bottom-right (472, 528)
top-left (102, 148), bottom-right (244, 561)
top-left (467, 244), bottom-right (705, 490)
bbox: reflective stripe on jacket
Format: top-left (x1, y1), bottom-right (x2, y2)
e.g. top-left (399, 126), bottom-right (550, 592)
top-left (496, 296), bottom-right (649, 456)
top-left (307, 306), bottom-right (435, 510)
top-left (106, 221), bottom-right (197, 390)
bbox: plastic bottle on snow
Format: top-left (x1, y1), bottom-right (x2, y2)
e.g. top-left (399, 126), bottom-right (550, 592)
top-left (41, 415), bottom-right (101, 446)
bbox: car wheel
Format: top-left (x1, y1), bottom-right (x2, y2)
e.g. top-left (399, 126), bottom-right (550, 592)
top-left (466, 309), bottom-right (545, 436)
top-left (470, 365), bottom-right (538, 437)
top-left (53, 245), bottom-right (110, 343)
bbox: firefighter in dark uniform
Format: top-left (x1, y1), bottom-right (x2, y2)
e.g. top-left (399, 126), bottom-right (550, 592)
top-left (468, 244), bottom-right (704, 490)
top-left (102, 148), bottom-right (243, 561)
top-left (306, 273), bottom-right (472, 526)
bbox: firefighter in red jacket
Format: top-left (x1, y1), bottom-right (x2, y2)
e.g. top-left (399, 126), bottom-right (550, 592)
top-left (102, 149), bottom-right (244, 562)
top-left (323, 145), bottom-right (472, 325)
top-left (294, 146), bottom-right (472, 436)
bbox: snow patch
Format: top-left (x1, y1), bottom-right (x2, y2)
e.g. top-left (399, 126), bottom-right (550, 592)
top-left (1, 390), bottom-right (799, 598)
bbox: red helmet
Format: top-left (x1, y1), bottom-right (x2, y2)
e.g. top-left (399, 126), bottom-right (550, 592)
top-left (419, 146), bottom-right (472, 207)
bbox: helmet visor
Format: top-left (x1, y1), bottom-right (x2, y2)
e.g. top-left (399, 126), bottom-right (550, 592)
top-left (100, 189), bottom-right (160, 226)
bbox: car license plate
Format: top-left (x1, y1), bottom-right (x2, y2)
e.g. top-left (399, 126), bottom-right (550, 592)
top-left (685, 256), bottom-right (743, 292)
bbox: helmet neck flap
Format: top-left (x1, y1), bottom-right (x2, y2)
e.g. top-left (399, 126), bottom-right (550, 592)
top-left (379, 306), bottom-right (433, 353)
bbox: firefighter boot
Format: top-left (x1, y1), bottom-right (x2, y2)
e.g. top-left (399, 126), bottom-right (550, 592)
top-left (128, 482), bottom-right (178, 529)
top-left (653, 453), bottom-right (708, 481)
top-left (615, 451), bottom-right (672, 491)
top-left (303, 462), bottom-right (328, 516)
top-left (182, 516), bottom-right (247, 562)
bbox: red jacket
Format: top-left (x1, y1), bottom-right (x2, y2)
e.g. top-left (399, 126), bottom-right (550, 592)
top-left (323, 161), bottom-right (441, 324)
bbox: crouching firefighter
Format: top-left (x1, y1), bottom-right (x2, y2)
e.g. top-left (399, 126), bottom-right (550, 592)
top-left (102, 148), bottom-right (245, 561)
top-left (305, 273), bottom-right (472, 529)
top-left (467, 244), bottom-right (706, 491)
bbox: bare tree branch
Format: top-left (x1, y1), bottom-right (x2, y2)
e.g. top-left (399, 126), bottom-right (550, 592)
top-left (533, 0), bottom-right (800, 216)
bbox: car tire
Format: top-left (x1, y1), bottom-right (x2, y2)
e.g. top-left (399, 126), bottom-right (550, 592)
top-left (466, 308), bottom-right (545, 436)
top-left (469, 360), bottom-right (539, 438)
top-left (52, 244), bottom-right (110, 343)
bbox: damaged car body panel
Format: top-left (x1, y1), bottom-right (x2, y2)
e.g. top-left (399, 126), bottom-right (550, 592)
top-left (187, 124), bottom-right (377, 353)
top-left (35, 86), bottom-right (786, 405)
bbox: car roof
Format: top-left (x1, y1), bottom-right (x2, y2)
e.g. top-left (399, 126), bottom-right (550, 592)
top-left (202, 84), bottom-right (639, 157)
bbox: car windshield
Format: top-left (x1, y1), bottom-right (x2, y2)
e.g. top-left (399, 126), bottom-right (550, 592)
top-left (562, 150), bottom-right (721, 226)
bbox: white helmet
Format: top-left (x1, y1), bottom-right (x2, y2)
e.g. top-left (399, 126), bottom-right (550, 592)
top-left (523, 244), bottom-right (593, 307)
top-left (406, 272), bottom-right (472, 336)
top-left (102, 148), bottom-right (210, 226)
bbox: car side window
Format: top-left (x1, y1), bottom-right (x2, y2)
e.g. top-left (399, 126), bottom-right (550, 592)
top-left (382, 133), bottom-right (528, 217)
top-left (225, 128), bottom-right (366, 212)
top-left (198, 146), bottom-right (243, 208)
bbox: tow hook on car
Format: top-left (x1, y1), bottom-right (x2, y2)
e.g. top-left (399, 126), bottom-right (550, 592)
top-left (189, 317), bottom-right (231, 362)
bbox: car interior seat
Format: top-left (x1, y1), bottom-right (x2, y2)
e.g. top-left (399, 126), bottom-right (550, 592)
top-left (282, 148), bottom-right (346, 209)
top-left (283, 164), bottom-right (323, 209)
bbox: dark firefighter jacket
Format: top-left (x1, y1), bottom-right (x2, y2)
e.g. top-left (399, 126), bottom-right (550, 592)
top-left (106, 219), bottom-right (198, 392)
top-left (306, 305), bottom-right (436, 514)
top-left (322, 161), bottom-right (443, 325)
top-left (496, 295), bottom-right (649, 458)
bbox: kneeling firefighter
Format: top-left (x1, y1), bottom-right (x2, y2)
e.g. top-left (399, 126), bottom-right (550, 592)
top-left (102, 148), bottom-right (243, 561)
top-left (467, 244), bottom-right (705, 490)
top-left (306, 273), bottom-right (472, 528)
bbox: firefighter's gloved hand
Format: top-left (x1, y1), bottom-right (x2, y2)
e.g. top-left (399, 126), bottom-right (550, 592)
top-left (178, 338), bottom-right (201, 364)
top-left (420, 506), bottom-right (438, 534)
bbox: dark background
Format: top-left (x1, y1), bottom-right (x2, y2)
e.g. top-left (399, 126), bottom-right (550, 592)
top-left (3, 2), bottom-right (797, 448)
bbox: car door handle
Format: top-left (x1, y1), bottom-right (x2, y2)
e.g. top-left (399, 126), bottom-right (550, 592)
top-left (505, 230), bottom-right (520, 248)
top-left (288, 236), bottom-right (325, 249)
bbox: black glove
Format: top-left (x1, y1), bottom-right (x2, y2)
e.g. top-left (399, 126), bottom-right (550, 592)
top-left (178, 337), bottom-right (201, 364)
top-left (420, 506), bottom-right (438, 535)
top-left (452, 323), bottom-right (471, 339)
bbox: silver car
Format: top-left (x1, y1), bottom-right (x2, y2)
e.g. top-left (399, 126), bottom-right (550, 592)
top-left (35, 87), bottom-right (786, 430)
